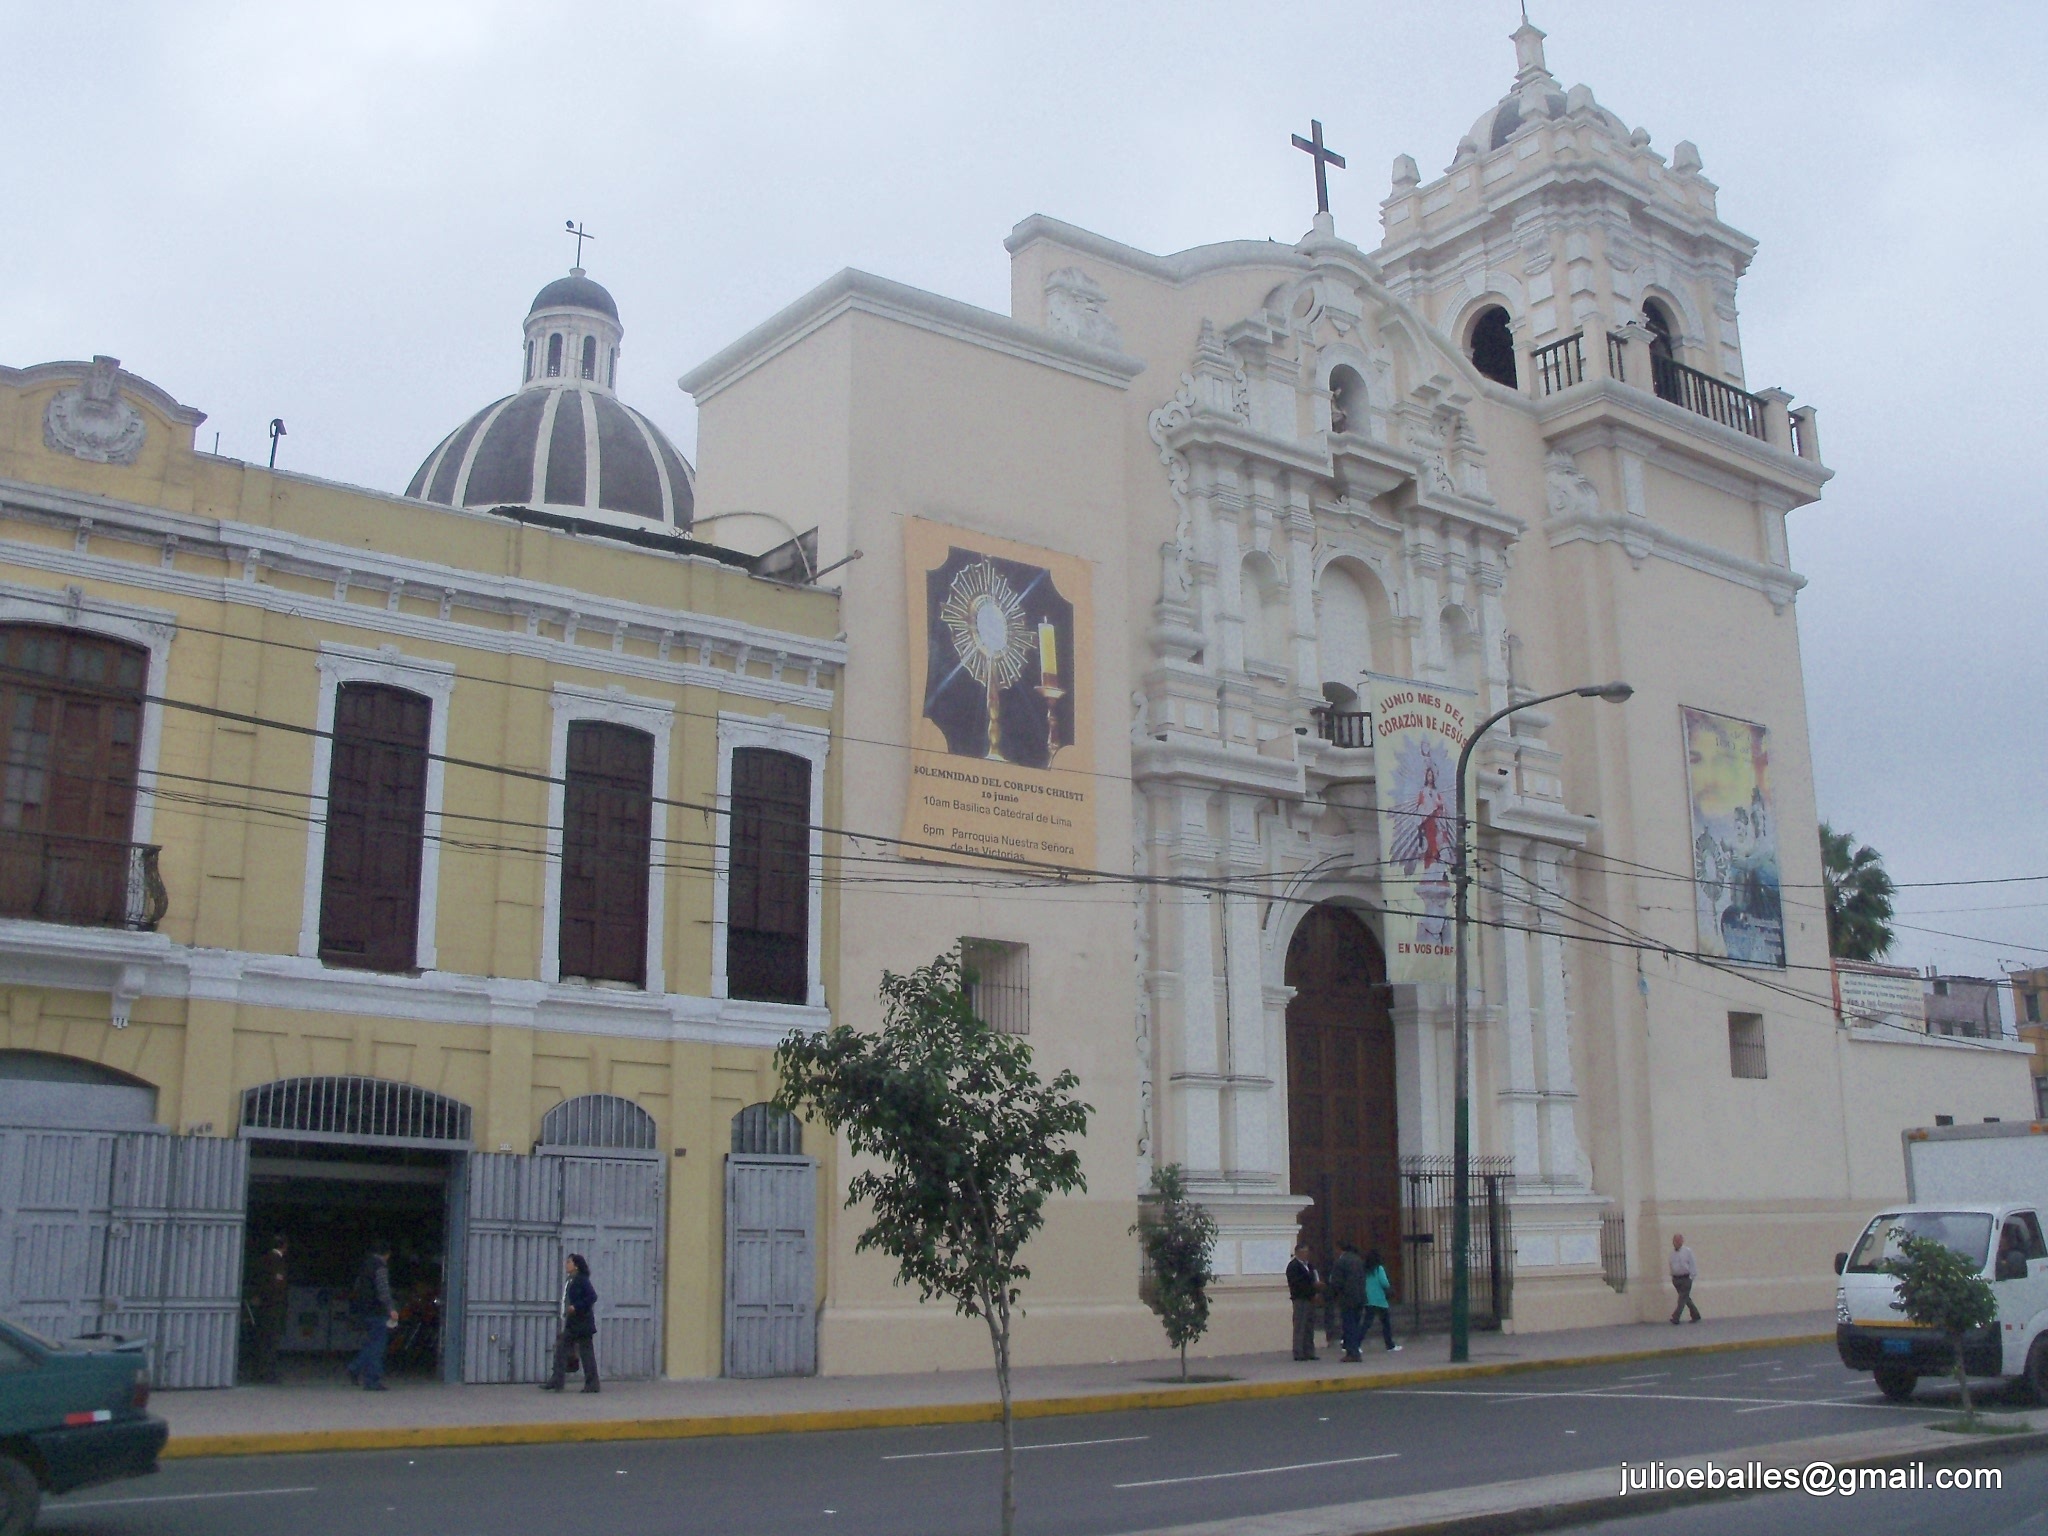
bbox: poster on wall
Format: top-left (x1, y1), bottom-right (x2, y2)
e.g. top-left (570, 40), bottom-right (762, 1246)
top-left (1682, 706), bottom-right (1785, 968)
top-left (1369, 676), bottom-right (1473, 985)
top-left (901, 518), bottom-right (1095, 870)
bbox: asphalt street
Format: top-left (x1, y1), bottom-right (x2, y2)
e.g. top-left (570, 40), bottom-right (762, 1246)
top-left (39, 1342), bottom-right (2035, 1536)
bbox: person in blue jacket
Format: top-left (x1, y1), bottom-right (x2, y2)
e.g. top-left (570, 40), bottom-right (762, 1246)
top-left (540, 1253), bottom-right (600, 1393)
top-left (1362, 1248), bottom-right (1401, 1353)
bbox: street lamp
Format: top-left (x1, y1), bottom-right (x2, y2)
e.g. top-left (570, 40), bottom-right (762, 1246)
top-left (1449, 680), bottom-right (1632, 1363)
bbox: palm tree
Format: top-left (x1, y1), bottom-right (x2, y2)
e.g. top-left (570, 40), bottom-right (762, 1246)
top-left (1820, 822), bottom-right (1896, 961)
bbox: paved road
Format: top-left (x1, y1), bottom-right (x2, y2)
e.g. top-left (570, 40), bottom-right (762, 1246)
top-left (1556, 1450), bottom-right (2048, 1536)
top-left (39, 1342), bottom-right (2030, 1536)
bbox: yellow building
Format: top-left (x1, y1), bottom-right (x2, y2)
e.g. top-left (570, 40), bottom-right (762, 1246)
top-left (0, 269), bottom-right (841, 1386)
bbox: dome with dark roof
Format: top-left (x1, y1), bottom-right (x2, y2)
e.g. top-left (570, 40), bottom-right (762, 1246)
top-left (405, 267), bottom-right (693, 530)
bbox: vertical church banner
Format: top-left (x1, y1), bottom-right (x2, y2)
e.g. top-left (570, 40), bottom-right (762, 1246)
top-left (1682, 706), bottom-right (1785, 968)
top-left (901, 518), bottom-right (1095, 869)
top-left (1370, 678), bottom-right (1473, 984)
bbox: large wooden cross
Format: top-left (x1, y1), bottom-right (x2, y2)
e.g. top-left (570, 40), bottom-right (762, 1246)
top-left (1291, 120), bottom-right (1346, 216)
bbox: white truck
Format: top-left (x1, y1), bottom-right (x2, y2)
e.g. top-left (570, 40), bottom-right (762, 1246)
top-left (1835, 1121), bottom-right (2048, 1402)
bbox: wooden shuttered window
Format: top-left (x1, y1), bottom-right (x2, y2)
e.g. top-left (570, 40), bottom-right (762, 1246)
top-left (0, 626), bottom-right (148, 925)
top-left (318, 683), bottom-right (431, 973)
top-left (559, 721), bottom-right (654, 987)
top-left (726, 747), bottom-right (811, 1005)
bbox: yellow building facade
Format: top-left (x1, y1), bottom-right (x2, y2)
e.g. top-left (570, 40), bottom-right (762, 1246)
top-left (0, 319), bottom-right (841, 1385)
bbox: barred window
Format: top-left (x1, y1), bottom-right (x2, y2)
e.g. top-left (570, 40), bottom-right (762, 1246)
top-left (962, 938), bottom-right (1029, 1036)
top-left (1728, 1011), bottom-right (1768, 1080)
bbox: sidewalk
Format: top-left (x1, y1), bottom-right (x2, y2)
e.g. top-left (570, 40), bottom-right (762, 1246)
top-left (159, 1309), bottom-right (1831, 1459)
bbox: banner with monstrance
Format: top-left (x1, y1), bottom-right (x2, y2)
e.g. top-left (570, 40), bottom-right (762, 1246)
top-left (901, 518), bottom-right (1095, 869)
top-left (1369, 677), bottom-right (1474, 984)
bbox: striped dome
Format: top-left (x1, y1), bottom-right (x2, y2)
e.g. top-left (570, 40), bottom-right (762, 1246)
top-left (405, 266), bottom-right (694, 530)
top-left (406, 383), bottom-right (694, 527)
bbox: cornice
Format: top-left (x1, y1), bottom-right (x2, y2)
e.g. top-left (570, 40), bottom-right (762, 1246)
top-left (1004, 215), bottom-right (1313, 286)
top-left (1132, 734), bottom-right (1305, 797)
top-left (1535, 381), bottom-right (1830, 506)
top-left (678, 267), bottom-right (1147, 403)
top-left (1543, 503), bottom-right (1806, 611)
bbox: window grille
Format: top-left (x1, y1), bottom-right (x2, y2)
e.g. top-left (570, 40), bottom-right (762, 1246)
top-left (731, 1102), bottom-right (802, 1156)
top-left (240, 1076), bottom-right (472, 1148)
top-left (1728, 1012), bottom-right (1768, 1080)
top-left (539, 1092), bottom-right (658, 1156)
top-left (961, 938), bottom-right (1030, 1036)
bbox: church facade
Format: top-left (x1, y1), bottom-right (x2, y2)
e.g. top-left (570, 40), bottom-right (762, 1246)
top-left (682, 21), bottom-right (2031, 1371)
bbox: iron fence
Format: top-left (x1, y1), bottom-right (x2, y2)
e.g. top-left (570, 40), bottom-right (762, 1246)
top-left (1397, 1154), bottom-right (1515, 1332)
top-left (1650, 354), bottom-right (1767, 439)
top-left (0, 831), bottom-right (166, 930)
top-left (1310, 707), bottom-right (1372, 750)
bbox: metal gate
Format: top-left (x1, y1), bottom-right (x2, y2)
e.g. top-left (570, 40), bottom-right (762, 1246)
top-left (724, 1155), bottom-right (815, 1377)
top-left (460, 1150), bottom-right (663, 1383)
top-left (0, 1127), bottom-right (246, 1387)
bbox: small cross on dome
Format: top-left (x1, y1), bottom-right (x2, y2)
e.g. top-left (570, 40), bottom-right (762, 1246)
top-left (564, 219), bottom-right (595, 273)
top-left (1291, 120), bottom-right (1346, 217)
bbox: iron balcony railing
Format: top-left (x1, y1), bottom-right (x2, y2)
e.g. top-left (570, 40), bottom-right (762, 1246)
top-left (1311, 707), bottom-right (1373, 750)
top-left (0, 830), bottom-right (166, 931)
top-left (1650, 353), bottom-right (1767, 439)
top-left (1531, 332), bottom-right (1587, 396)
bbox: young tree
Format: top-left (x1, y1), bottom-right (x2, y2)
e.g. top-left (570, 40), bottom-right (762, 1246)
top-left (1820, 822), bottom-right (1897, 962)
top-left (773, 950), bottom-right (1090, 1536)
top-left (1888, 1232), bottom-right (1998, 1421)
top-left (1132, 1163), bottom-right (1218, 1382)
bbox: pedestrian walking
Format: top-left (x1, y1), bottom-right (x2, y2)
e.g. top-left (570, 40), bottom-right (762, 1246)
top-left (540, 1252), bottom-right (600, 1393)
top-left (1286, 1242), bottom-right (1321, 1361)
top-left (249, 1233), bottom-right (290, 1384)
top-left (1362, 1247), bottom-right (1401, 1353)
top-left (1668, 1232), bottom-right (1701, 1324)
top-left (1330, 1240), bottom-right (1368, 1362)
top-left (346, 1238), bottom-right (397, 1391)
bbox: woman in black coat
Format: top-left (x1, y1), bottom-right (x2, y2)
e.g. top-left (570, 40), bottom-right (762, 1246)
top-left (540, 1253), bottom-right (600, 1393)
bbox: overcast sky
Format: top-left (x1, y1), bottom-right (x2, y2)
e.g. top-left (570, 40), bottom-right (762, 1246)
top-left (7, 0), bottom-right (2043, 979)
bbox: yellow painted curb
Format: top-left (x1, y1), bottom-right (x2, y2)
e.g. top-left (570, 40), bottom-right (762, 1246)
top-left (161, 1331), bottom-right (1833, 1461)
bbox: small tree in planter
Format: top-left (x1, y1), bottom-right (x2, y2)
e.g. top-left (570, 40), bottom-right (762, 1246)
top-left (1888, 1232), bottom-right (1998, 1422)
top-left (773, 950), bottom-right (1090, 1536)
top-left (1132, 1163), bottom-right (1218, 1382)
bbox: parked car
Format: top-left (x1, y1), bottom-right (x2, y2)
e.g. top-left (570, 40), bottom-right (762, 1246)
top-left (0, 1318), bottom-right (167, 1534)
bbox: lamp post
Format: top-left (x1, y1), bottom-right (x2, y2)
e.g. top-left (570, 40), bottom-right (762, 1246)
top-left (1449, 680), bottom-right (1633, 1363)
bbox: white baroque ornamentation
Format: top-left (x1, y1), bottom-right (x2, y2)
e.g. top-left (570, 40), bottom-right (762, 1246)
top-left (44, 357), bottom-right (147, 466)
top-left (1543, 449), bottom-right (1600, 523)
top-left (1043, 267), bottom-right (1123, 350)
top-left (1146, 373), bottom-right (1199, 573)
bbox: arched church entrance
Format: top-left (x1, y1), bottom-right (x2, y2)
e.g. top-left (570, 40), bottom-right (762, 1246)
top-left (1285, 904), bottom-right (1401, 1292)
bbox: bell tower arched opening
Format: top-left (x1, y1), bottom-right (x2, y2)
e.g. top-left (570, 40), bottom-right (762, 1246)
top-left (1285, 903), bottom-right (1401, 1292)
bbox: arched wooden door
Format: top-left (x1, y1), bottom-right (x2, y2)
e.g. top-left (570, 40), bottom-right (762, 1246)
top-left (1285, 904), bottom-right (1401, 1291)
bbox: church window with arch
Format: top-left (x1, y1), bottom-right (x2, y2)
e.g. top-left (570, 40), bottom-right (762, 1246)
top-left (546, 332), bottom-right (563, 377)
top-left (580, 334), bottom-right (598, 381)
top-left (1329, 365), bottom-right (1366, 435)
top-left (1468, 305), bottom-right (1517, 388)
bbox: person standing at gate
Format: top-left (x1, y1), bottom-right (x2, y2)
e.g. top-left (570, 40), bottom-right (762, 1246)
top-left (249, 1233), bottom-right (290, 1384)
top-left (1668, 1232), bottom-right (1702, 1324)
top-left (1330, 1240), bottom-right (1368, 1363)
top-left (1361, 1247), bottom-right (1401, 1353)
top-left (1286, 1242), bottom-right (1321, 1361)
top-left (541, 1252), bottom-right (600, 1393)
top-left (346, 1238), bottom-right (397, 1391)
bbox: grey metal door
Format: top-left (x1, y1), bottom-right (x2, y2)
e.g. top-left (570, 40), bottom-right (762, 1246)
top-left (461, 1152), bottom-right (563, 1382)
top-left (0, 1128), bottom-right (115, 1343)
top-left (560, 1156), bottom-right (662, 1381)
top-left (100, 1135), bottom-right (248, 1389)
top-left (724, 1155), bottom-right (815, 1377)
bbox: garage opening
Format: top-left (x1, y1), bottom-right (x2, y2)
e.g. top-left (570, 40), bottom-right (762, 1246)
top-left (238, 1077), bottom-right (472, 1385)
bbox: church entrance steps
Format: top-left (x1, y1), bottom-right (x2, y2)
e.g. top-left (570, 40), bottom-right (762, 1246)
top-left (156, 1309), bottom-right (1830, 1460)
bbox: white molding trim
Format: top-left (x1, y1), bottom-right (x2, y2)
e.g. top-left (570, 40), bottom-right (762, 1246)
top-left (296, 643), bottom-right (457, 970)
top-left (0, 582), bottom-right (176, 845)
top-left (678, 268), bottom-right (1146, 404)
top-left (0, 924), bottom-right (828, 1050)
top-left (712, 711), bottom-right (829, 1009)
top-left (541, 683), bottom-right (675, 993)
top-left (1543, 503), bottom-right (1806, 612)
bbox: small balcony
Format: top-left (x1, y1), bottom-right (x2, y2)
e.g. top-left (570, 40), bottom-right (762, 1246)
top-left (1530, 330), bottom-right (1821, 466)
top-left (0, 831), bottom-right (168, 932)
top-left (1310, 706), bottom-right (1373, 750)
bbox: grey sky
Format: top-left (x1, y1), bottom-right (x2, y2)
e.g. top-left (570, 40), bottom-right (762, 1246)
top-left (7, 1), bottom-right (2042, 977)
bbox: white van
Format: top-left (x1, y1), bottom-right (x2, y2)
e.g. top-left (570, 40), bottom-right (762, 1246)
top-left (1835, 1203), bottom-right (2048, 1401)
